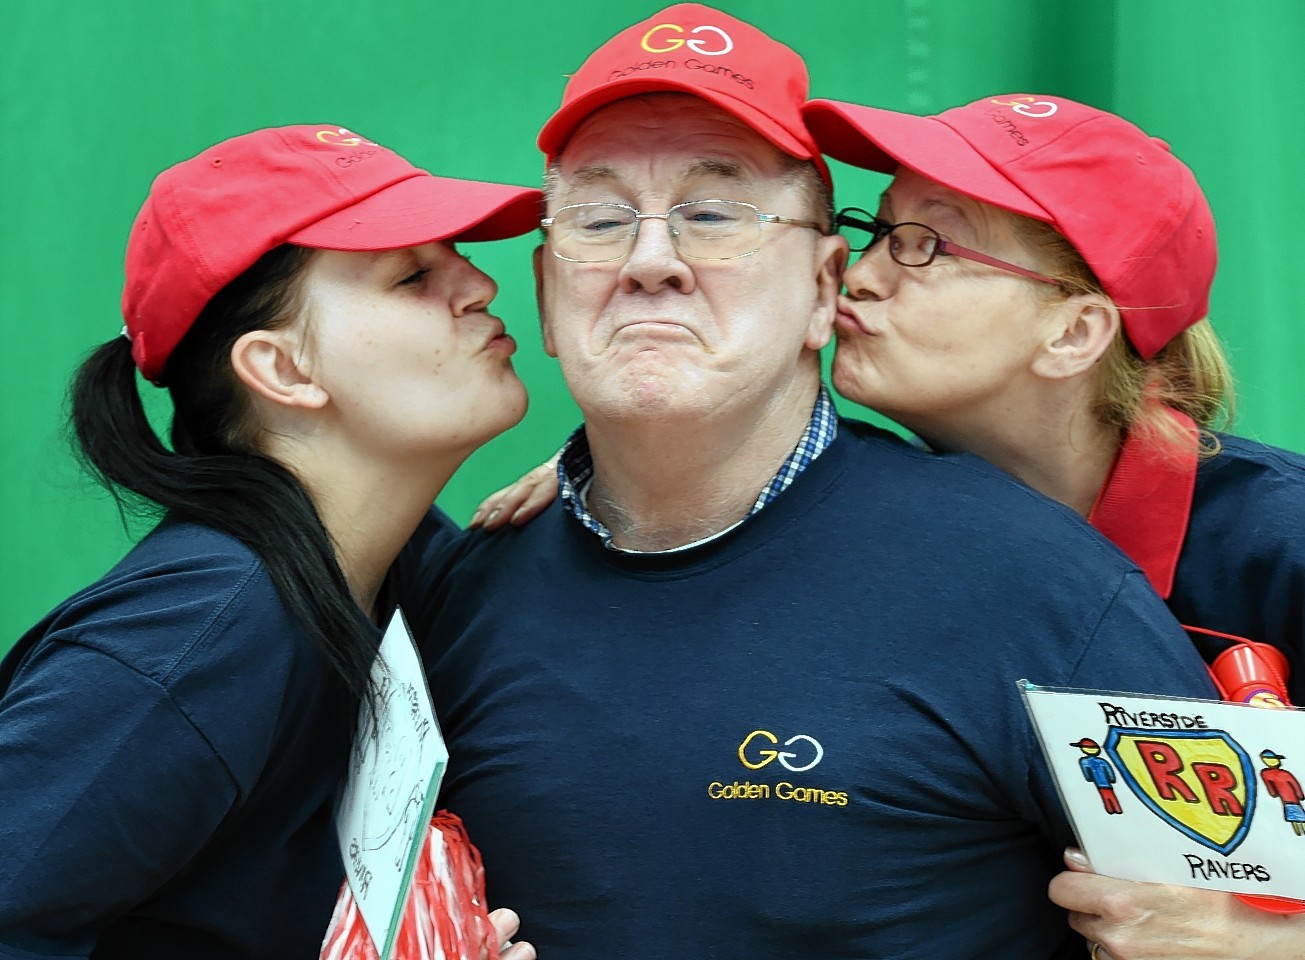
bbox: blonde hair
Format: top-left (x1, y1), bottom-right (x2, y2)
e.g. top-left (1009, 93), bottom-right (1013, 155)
top-left (1011, 216), bottom-right (1234, 455)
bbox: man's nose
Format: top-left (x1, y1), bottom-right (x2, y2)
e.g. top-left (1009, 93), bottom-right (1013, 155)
top-left (617, 215), bottom-right (696, 293)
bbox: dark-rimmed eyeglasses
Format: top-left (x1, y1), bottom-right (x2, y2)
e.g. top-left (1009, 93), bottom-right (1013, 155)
top-left (542, 199), bottom-right (825, 263)
top-left (834, 207), bottom-right (1059, 285)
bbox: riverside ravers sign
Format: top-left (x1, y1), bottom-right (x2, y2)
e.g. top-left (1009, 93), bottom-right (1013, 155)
top-left (1021, 682), bottom-right (1305, 901)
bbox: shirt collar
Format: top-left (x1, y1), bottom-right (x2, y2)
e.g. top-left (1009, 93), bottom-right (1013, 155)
top-left (557, 385), bottom-right (839, 551)
top-left (1087, 404), bottom-right (1199, 599)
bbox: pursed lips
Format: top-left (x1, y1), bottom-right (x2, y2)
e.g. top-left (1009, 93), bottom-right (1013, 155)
top-left (607, 318), bottom-right (699, 344)
top-left (479, 316), bottom-right (513, 351)
top-left (836, 298), bottom-right (877, 336)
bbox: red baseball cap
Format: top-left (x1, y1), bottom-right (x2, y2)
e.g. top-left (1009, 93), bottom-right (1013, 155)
top-left (804, 95), bottom-right (1216, 358)
top-left (123, 124), bottom-right (544, 383)
top-left (537, 3), bottom-right (830, 184)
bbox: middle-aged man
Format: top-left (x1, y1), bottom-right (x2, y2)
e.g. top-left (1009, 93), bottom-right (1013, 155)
top-left (409, 5), bottom-right (1218, 957)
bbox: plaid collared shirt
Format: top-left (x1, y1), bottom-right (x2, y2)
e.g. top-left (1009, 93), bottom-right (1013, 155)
top-left (557, 385), bottom-right (839, 551)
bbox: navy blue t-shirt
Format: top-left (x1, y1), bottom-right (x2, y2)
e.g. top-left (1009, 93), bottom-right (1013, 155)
top-left (1169, 435), bottom-right (1305, 703)
top-left (0, 509), bottom-right (461, 959)
top-left (413, 419), bottom-right (1217, 960)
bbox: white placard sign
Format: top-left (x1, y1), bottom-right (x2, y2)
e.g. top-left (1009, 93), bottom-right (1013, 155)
top-left (336, 608), bottom-right (448, 960)
top-left (1021, 682), bottom-right (1305, 900)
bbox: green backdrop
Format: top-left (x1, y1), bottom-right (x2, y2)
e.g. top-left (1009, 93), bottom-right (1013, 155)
top-left (3, 0), bottom-right (1302, 652)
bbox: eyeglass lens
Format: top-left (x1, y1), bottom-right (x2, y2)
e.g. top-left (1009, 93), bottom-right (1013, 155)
top-left (835, 208), bottom-right (940, 266)
top-left (549, 200), bottom-right (762, 262)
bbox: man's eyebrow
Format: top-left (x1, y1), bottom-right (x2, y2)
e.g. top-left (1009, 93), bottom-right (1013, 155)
top-left (570, 165), bottom-right (619, 185)
top-left (567, 158), bottom-right (747, 187)
top-left (685, 158), bottom-right (744, 180)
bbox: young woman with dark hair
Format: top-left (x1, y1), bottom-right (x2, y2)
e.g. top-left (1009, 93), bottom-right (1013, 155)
top-left (0, 125), bottom-right (541, 960)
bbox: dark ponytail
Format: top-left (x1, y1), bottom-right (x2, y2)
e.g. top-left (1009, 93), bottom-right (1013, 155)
top-left (70, 245), bottom-right (377, 716)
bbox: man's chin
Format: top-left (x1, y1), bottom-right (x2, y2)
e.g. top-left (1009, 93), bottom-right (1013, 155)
top-left (577, 373), bottom-right (717, 425)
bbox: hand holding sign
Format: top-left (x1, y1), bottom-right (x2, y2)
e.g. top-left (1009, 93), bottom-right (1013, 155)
top-left (1050, 852), bottom-right (1305, 960)
top-left (1021, 683), bottom-right (1305, 901)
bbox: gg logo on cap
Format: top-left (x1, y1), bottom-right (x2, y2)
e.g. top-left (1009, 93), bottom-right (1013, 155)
top-left (989, 96), bottom-right (1058, 118)
top-left (315, 128), bottom-right (380, 147)
top-left (641, 22), bottom-right (733, 55)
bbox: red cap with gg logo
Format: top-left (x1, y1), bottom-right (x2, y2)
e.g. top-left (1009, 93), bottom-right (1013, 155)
top-left (804, 95), bottom-right (1216, 358)
top-left (123, 124), bottom-right (543, 383)
top-left (537, 3), bottom-right (829, 184)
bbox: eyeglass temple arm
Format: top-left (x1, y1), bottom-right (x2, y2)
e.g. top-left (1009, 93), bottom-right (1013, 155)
top-left (938, 240), bottom-right (1060, 285)
top-left (833, 210), bottom-right (888, 249)
top-left (834, 211), bottom-right (878, 230)
top-left (760, 213), bottom-right (826, 230)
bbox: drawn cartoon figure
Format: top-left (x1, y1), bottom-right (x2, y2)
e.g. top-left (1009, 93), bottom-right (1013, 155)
top-left (1072, 737), bottom-right (1123, 814)
top-left (1259, 749), bottom-right (1305, 836)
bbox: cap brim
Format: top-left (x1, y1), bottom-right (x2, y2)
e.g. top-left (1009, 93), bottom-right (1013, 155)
top-left (540, 79), bottom-right (831, 183)
top-left (803, 99), bottom-right (1049, 221)
top-left (289, 174), bottom-right (543, 250)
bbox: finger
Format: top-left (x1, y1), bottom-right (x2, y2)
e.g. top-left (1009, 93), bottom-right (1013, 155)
top-left (502, 941), bottom-right (537, 960)
top-left (1064, 847), bottom-right (1095, 874)
top-left (509, 483), bottom-right (558, 524)
top-left (488, 907), bottom-right (521, 945)
top-left (1064, 907), bottom-right (1100, 942)
top-left (1048, 869), bottom-right (1112, 915)
top-left (509, 464), bottom-right (562, 525)
top-left (469, 497), bottom-right (501, 528)
top-left (483, 475), bottom-right (548, 530)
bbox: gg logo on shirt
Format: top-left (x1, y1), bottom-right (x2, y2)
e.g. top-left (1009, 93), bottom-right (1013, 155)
top-left (706, 729), bottom-right (849, 807)
top-left (738, 729), bottom-right (823, 772)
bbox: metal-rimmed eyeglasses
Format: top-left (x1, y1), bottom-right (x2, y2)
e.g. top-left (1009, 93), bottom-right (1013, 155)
top-left (542, 199), bottom-right (825, 263)
top-left (834, 207), bottom-right (1059, 285)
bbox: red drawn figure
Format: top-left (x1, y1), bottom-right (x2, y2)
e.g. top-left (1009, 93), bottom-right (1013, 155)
top-left (1072, 738), bottom-right (1123, 815)
top-left (1259, 749), bottom-right (1305, 837)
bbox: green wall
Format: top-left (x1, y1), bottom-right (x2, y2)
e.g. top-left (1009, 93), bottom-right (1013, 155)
top-left (3, 0), bottom-right (1302, 651)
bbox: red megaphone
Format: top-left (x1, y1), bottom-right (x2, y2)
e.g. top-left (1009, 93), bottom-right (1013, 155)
top-left (1208, 640), bottom-right (1291, 707)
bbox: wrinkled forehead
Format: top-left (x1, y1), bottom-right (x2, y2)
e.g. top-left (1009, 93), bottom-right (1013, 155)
top-left (883, 166), bottom-right (1018, 241)
top-left (553, 94), bottom-right (794, 198)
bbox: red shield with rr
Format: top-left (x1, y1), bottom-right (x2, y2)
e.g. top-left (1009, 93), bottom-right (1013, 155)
top-left (1105, 728), bottom-right (1255, 855)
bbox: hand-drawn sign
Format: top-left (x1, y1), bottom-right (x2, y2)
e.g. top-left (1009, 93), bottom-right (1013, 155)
top-left (1105, 728), bottom-right (1256, 855)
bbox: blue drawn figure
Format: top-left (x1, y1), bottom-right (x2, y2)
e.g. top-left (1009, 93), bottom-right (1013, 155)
top-left (1259, 749), bottom-right (1305, 837)
top-left (1072, 738), bottom-right (1123, 815)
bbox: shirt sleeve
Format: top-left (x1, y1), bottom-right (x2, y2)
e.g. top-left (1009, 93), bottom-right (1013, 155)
top-left (1020, 569), bottom-right (1220, 842)
top-left (383, 505), bottom-right (468, 640)
top-left (0, 640), bottom-right (238, 957)
top-left (1069, 570), bottom-right (1221, 696)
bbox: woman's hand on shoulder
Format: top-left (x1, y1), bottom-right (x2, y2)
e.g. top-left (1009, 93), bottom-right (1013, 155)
top-left (469, 455), bottom-right (561, 531)
top-left (488, 907), bottom-right (536, 960)
top-left (1048, 847), bottom-right (1305, 959)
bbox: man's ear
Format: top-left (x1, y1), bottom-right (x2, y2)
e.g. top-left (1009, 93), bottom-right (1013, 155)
top-left (533, 244), bottom-right (558, 359)
top-left (1032, 293), bottom-right (1120, 381)
top-left (805, 234), bottom-right (849, 351)
top-left (229, 328), bottom-right (329, 410)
